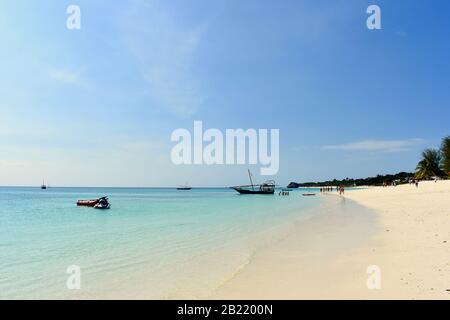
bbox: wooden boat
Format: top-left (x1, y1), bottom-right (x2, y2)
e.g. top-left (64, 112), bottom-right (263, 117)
top-left (231, 170), bottom-right (275, 195)
top-left (302, 193), bottom-right (316, 197)
top-left (77, 197), bottom-right (111, 209)
top-left (177, 185), bottom-right (192, 191)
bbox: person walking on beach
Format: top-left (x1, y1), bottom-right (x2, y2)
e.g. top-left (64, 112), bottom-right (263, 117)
top-left (415, 180), bottom-right (419, 188)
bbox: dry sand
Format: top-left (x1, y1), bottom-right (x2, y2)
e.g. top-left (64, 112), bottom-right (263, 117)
top-left (211, 180), bottom-right (450, 299)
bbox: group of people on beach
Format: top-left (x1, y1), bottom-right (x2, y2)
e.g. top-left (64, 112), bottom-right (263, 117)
top-left (320, 186), bottom-right (345, 195)
top-left (383, 179), bottom-right (420, 188)
top-left (409, 178), bottom-right (419, 188)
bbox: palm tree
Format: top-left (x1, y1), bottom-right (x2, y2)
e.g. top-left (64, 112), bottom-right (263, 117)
top-left (441, 136), bottom-right (450, 176)
top-left (415, 148), bottom-right (444, 180)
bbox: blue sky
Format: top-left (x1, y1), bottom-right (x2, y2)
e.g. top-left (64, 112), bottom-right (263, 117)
top-left (0, 0), bottom-right (449, 186)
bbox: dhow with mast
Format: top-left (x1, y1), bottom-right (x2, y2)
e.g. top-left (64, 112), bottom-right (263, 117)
top-left (231, 170), bottom-right (275, 195)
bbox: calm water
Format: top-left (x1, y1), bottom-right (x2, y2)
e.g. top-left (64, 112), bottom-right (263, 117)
top-left (0, 187), bottom-right (322, 299)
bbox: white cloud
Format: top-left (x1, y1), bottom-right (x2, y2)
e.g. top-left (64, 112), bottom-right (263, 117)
top-left (48, 68), bottom-right (83, 85)
top-left (324, 138), bottom-right (424, 152)
top-left (395, 31), bottom-right (407, 37)
top-left (0, 160), bottom-right (25, 167)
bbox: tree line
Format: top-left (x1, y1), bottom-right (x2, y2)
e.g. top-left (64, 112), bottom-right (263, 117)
top-left (287, 172), bottom-right (415, 188)
top-left (288, 136), bottom-right (450, 188)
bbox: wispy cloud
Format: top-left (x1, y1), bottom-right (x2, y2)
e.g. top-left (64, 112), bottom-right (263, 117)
top-left (0, 160), bottom-right (25, 168)
top-left (324, 138), bottom-right (424, 152)
top-left (120, 0), bottom-right (209, 117)
top-left (48, 68), bottom-right (83, 85)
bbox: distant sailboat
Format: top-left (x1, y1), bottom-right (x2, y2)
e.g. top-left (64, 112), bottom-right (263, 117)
top-left (177, 183), bottom-right (192, 190)
top-left (231, 170), bottom-right (275, 195)
top-left (41, 180), bottom-right (47, 190)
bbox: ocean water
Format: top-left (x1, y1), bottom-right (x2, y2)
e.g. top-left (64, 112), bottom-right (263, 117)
top-left (0, 187), bottom-right (323, 299)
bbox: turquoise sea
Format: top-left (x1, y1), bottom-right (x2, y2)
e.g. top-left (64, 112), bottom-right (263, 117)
top-left (0, 187), bottom-right (323, 299)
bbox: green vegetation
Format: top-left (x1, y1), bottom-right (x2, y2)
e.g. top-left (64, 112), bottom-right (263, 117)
top-left (415, 148), bottom-right (444, 179)
top-left (287, 172), bottom-right (414, 188)
top-left (441, 136), bottom-right (450, 175)
top-left (414, 135), bottom-right (450, 180)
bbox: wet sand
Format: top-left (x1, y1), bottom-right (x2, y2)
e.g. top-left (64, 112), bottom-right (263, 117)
top-left (211, 196), bottom-right (378, 299)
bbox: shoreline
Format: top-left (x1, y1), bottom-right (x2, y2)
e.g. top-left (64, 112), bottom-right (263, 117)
top-left (210, 181), bottom-right (450, 299)
top-left (210, 195), bottom-right (378, 299)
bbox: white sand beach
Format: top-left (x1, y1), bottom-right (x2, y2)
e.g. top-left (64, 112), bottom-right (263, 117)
top-left (211, 180), bottom-right (450, 299)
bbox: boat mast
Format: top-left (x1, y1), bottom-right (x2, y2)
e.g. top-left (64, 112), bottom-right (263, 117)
top-left (248, 169), bottom-right (254, 190)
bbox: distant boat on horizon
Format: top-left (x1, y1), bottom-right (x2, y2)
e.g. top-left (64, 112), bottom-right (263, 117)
top-left (177, 183), bottom-right (192, 191)
top-left (231, 170), bottom-right (275, 195)
top-left (41, 180), bottom-right (47, 190)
